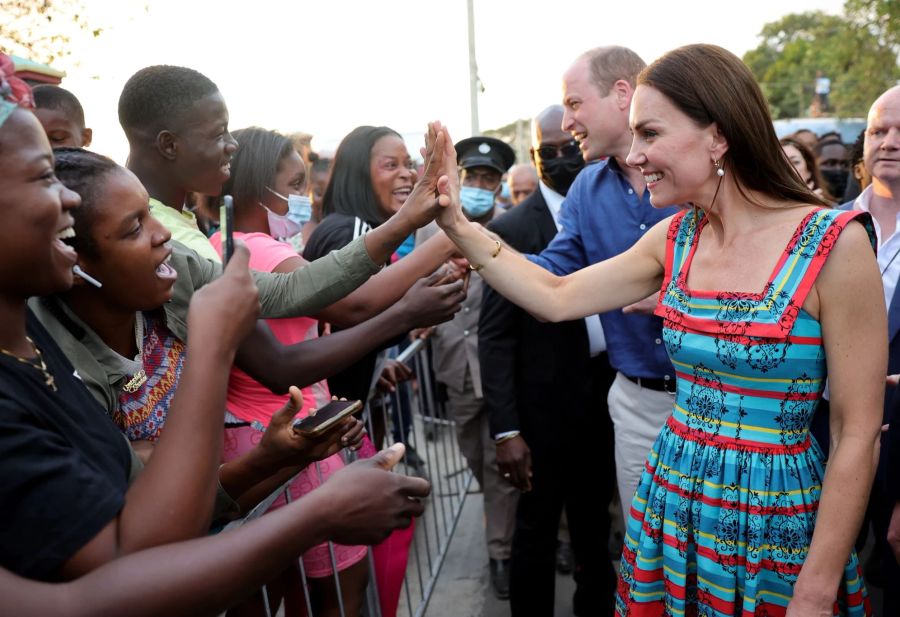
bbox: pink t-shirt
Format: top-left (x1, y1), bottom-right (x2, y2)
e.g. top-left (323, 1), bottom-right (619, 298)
top-left (209, 231), bottom-right (330, 424)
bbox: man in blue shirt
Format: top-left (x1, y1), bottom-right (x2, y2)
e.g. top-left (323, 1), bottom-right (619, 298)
top-left (528, 46), bottom-right (681, 518)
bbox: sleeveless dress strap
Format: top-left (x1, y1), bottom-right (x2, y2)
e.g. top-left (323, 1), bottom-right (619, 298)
top-left (776, 209), bottom-right (875, 332)
top-left (655, 208), bottom-right (875, 339)
top-left (658, 209), bottom-right (699, 298)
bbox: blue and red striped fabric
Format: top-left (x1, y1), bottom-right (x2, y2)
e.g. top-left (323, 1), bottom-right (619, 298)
top-left (615, 207), bottom-right (875, 616)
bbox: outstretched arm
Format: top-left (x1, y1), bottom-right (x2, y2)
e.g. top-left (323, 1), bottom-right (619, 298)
top-left (235, 270), bottom-right (465, 395)
top-left (7, 446), bottom-right (428, 617)
top-left (248, 123), bottom-right (454, 322)
top-left (299, 232), bottom-right (457, 328)
top-left (788, 221), bottom-right (885, 615)
top-left (432, 126), bottom-right (666, 321)
top-left (441, 212), bottom-right (668, 323)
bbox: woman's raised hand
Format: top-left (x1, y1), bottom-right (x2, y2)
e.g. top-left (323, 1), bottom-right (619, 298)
top-left (397, 121), bottom-right (458, 228)
top-left (430, 123), bottom-right (465, 232)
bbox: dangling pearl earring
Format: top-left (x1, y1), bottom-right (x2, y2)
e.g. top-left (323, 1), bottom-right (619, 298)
top-left (714, 159), bottom-right (725, 177)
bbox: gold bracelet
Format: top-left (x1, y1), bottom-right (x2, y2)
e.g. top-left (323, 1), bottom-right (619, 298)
top-left (469, 240), bottom-right (502, 272)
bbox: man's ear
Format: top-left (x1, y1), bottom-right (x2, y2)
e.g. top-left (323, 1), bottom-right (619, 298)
top-left (529, 147), bottom-right (536, 166)
top-left (612, 79), bottom-right (634, 111)
top-left (81, 128), bottom-right (93, 148)
top-left (157, 130), bottom-right (178, 161)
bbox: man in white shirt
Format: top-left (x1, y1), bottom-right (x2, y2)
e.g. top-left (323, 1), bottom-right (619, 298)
top-left (851, 84), bottom-right (900, 616)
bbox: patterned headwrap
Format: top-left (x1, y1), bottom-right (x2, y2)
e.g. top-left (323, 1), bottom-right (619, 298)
top-left (0, 53), bottom-right (35, 129)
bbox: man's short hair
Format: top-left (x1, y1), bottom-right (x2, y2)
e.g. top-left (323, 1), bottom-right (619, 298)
top-left (32, 85), bottom-right (86, 128)
top-left (118, 65), bottom-right (219, 137)
top-left (577, 46), bottom-right (646, 96)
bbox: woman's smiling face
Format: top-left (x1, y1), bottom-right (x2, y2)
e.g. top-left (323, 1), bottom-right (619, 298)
top-left (73, 167), bottom-right (178, 312)
top-left (0, 109), bottom-right (80, 298)
top-left (626, 85), bottom-right (724, 208)
top-left (369, 135), bottom-right (417, 218)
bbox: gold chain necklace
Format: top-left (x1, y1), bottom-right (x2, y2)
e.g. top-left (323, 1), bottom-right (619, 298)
top-left (121, 313), bottom-right (147, 394)
top-left (0, 336), bottom-right (57, 391)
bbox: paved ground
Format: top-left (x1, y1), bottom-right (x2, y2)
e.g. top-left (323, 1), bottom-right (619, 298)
top-left (420, 491), bottom-right (577, 617)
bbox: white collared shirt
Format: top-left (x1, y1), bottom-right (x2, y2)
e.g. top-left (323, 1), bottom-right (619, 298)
top-left (540, 182), bottom-right (607, 357)
top-left (853, 185), bottom-right (900, 309)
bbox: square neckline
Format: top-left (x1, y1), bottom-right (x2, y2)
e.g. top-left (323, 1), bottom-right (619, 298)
top-left (678, 207), bottom-right (825, 300)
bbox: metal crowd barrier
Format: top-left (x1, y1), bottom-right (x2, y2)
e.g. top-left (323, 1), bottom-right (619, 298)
top-left (223, 338), bottom-right (473, 617)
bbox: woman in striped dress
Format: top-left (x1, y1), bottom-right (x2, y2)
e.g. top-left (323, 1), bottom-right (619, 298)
top-left (428, 44), bottom-right (884, 616)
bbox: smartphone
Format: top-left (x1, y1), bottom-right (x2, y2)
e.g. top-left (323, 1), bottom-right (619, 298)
top-left (292, 399), bottom-right (362, 437)
top-left (220, 195), bottom-right (234, 265)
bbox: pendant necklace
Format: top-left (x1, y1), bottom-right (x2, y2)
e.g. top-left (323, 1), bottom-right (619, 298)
top-left (121, 313), bottom-right (147, 394)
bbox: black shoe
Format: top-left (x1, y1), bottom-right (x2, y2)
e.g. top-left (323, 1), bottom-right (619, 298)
top-left (556, 540), bottom-right (574, 574)
top-left (489, 558), bottom-right (511, 600)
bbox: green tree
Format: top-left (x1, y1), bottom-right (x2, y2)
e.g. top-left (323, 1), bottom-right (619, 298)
top-left (743, 8), bottom-right (899, 119)
top-left (845, 0), bottom-right (900, 54)
top-left (0, 0), bottom-right (101, 66)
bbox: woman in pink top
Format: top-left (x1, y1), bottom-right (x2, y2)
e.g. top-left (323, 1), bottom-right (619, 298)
top-left (211, 127), bottom-right (466, 617)
top-left (210, 127), bottom-right (366, 617)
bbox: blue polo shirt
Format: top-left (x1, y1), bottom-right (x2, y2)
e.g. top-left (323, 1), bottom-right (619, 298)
top-left (527, 158), bottom-right (679, 379)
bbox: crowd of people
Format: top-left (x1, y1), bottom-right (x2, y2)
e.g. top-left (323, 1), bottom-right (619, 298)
top-left (0, 38), bottom-right (899, 617)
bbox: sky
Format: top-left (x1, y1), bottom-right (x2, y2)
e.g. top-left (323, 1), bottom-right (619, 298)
top-left (48, 0), bottom-right (846, 163)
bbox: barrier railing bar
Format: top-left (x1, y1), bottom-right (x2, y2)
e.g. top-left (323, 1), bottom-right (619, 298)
top-left (415, 354), bottom-right (449, 539)
top-left (219, 338), bottom-right (472, 617)
top-left (388, 389), bottom-right (430, 602)
top-left (412, 471), bottom-right (473, 617)
top-left (314, 459), bottom-right (347, 617)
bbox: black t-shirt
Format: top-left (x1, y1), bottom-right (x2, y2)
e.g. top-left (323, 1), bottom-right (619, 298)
top-left (0, 310), bottom-right (131, 579)
top-left (304, 214), bottom-right (383, 402)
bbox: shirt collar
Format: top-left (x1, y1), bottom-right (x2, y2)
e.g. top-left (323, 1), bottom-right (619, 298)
top-left (149, 197), bottom-right (198, 223)
top-left (538, 181), bottom-right (565, 227)
top-left (853, 185), bottom-right (874, 213)
top-left (47, 298), bottom-right (141, 386)
top-left (853, 184), bottom-right (900, 247)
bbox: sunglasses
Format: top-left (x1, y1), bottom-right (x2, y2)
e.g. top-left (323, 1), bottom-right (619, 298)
top-left (536, 140), bottom-right (581, 159)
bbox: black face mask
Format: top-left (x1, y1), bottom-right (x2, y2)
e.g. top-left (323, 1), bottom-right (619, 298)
top-left (821, 168), bottom-right (848, 199)
top-left (540, 155), bottom-right (585, 196)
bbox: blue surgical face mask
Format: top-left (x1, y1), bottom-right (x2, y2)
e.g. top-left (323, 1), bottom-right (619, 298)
top-left (460, 186), bottom-right (496, 219)
top-left (286, 194), bottom-right (313, 226)
top-left (264, 187), bottom-right (310, 238)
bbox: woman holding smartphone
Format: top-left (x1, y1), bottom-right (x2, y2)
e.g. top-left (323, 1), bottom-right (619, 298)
top-left (210, 127), bottom-right (452, 615)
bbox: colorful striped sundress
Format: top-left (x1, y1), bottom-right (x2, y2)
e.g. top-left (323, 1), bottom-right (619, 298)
top-left (616, 207), bottom-right (874, 616)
